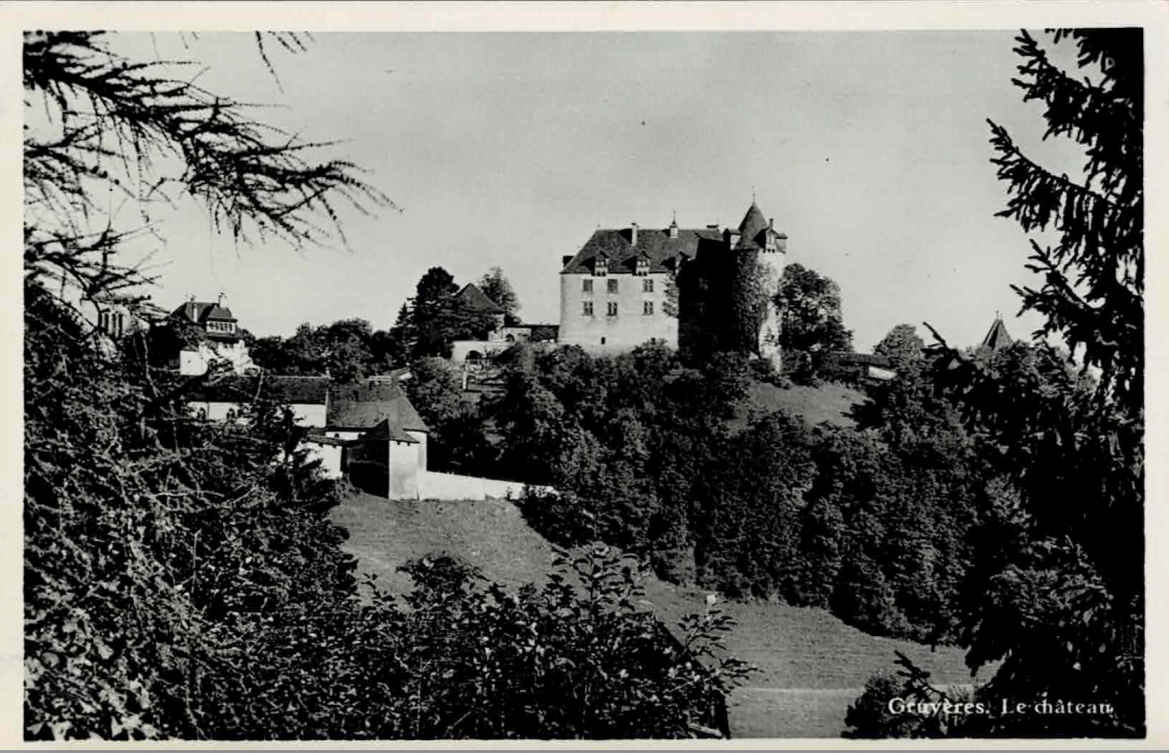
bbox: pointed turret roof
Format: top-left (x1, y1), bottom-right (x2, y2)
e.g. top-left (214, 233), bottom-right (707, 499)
top-left (735, 201), bottom-right (771, 250)
top-left (979, 315), bottom-right (1014, 352)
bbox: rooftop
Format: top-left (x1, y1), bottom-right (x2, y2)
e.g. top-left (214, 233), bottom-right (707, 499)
top-left (327, 382), bottom-right (429, 433)
top-left (186, 374), bottom-right (330, 405)
top-left (171, 300), bottom-right (237, 324)
top-left (560, 226), bottom-right (722, 275)
top-left (454, 283), bottom-right (507, 315)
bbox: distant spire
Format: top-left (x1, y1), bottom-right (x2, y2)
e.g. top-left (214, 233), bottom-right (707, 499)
top-left (980, 314), bottom-right (1014, 352)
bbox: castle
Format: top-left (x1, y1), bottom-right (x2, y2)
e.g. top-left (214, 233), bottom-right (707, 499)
top-left (558, 200), bottom-right (788, 366)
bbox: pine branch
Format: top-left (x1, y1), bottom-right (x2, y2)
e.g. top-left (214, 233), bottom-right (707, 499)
top-left (1010, 30), bottom-right (1140, 202)
top-left (24, 31), bottom-right (395, 258)
top-left (987, 120), bottom-right (1141, 280)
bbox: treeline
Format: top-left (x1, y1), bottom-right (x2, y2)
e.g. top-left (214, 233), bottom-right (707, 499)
top-left (242, 266), bottom-right (523, 381)
top-left (448, 339), bottom-right (990, 645)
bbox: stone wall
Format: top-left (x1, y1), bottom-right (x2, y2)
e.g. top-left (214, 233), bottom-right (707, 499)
top-left (418, 471), bottom-right (552, 501)
top-left (558, 272), bottom-right (677, 351)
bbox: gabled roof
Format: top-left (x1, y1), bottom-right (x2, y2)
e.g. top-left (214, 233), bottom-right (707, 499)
top-left (980, 316), bottom-right (1014, 352)
top-left (171, 301), bottom-right (237, 324)
top-left (326, 382), bottom-right (429, 433)
top-left (455, 284), bottom-right (506, 315)
top-left (186, 374), bottom-right (329, 405)
top-left (561, 226), bottom-right (722, 275)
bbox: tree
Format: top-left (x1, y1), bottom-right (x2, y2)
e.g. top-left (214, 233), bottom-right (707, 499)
top-left (407, 267), bottom-right (497, 357)
top-left (479, 266), bottom-right (521, 326)
top-left (776, 264), bottom-right (852, 379)
top-left (24, 32), bottom-right (389, 312)
top-left (855, 29), bottom-right (1144, 738)
top-left (873, 324), bottom-right (925, 371)
top-left (406, 357), bottom-right (495, 473)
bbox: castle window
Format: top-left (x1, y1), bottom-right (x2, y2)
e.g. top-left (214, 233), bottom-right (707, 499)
top-left (642, 278), bottom-right (654, 293)
top-left (594, 257), bottom-right (608, 276)
top-left (582, 279), bottom-right (593, 293)
top-left (643, 301), bottom-right (654, 316)
top-left (607, 302), bottom-right (618, 317)
top-left (582, 301), bottom-right (594, 316)
top-left (607, 279), bottom-right (619, 294)
top-left (635, 257), bottom-right (650, 276)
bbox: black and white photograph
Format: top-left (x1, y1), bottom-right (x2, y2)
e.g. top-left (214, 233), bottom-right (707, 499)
top-left (12, 1), bottom-right (1161, 744)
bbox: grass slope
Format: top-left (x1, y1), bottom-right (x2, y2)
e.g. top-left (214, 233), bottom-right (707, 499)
top-left (731, 380), bottom-right (866, 431)
top-left (331, 491), bottom-right (987, 738)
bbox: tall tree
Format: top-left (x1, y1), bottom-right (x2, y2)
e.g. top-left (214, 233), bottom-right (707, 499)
top-left (776, 263), bottom-right (853, 355)
top-left (873, 324), bottom-right (925, 371)
top-left (478, 266), bottom-right (521, 326)
top-left (961, 28), bottom-right (1145, 736)
top-left (409, 267), bottom-right (498, 358)
top-left (849, 29), bottom-right (1144, 738)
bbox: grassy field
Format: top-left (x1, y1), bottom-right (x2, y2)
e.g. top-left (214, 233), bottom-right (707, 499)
top-left (331, 491), bottom-right (988, 738)
top-left (730, 380), bottom-right (866, 431)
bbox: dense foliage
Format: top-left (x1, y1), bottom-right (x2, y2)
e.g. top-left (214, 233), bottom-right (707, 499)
top-left (390, 266), bottom-right (503, 358)
top-left (873, 324), bottom-right (926, 370)
top-left (404, 357), bottom-right (496, 474)
top-left (23, 31), bottom-right (747, 741)
top-left (776, 263), bottom-right (854, 379)
top-left (248, 318), bottom-right (403, 381)
top-left (494, 342), bottom-right (985, 643)
top-left (478, 266), bottom-right (521, 326)
top-left (847, 28), bottom-right (1144, 738)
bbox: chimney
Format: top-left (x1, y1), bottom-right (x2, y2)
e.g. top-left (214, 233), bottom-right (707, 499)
top-left (769, 217), bottom-right (774, 230)
top-left (631, 222), bottom-right (638, 246)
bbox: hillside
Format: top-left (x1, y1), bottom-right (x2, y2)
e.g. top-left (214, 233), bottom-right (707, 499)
top-left (731, 380), bottom-right (866, 431)
top-left (331, 491), bottom-right (988, 738)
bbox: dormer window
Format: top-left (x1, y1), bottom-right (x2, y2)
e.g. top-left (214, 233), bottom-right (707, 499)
top-left (593, 256), bottom-right (608, 276)
top-left (634, 257), bottom-right (651, 276)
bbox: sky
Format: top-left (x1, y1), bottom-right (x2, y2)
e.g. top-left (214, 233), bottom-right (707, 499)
top-left (104, 30), bottom-right (1087, 352)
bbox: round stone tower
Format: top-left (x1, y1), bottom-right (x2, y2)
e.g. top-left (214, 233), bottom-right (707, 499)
top-left (729, 201), bottom-right (788, 370)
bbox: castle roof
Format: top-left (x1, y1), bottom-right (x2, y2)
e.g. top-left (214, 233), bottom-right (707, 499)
top-left (561, 226), bottom-right (722, 275)
top-left (326, 382), bottom-right (428, 433)
top-left (454, 283), bottom-right (506, 315)
top-left (172, 300), bottom-right (237, 324)
top-left (979, 316), bottom-right (1014, 352)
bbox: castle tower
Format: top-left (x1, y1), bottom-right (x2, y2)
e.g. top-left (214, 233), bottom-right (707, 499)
top-left (731, 200), bottom-right (788, 369)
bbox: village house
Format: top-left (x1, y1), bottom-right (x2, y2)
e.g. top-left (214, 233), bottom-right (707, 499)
top-left (559, 200), bottom-right (788, 366)
top-left (323, 382), bottom-right (430, 498)
top-left (168, 295), bottom-right (256, 376)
